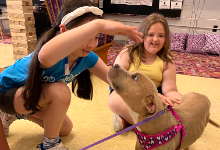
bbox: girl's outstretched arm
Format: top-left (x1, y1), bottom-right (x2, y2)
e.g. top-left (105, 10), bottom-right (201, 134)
top-left (39, 19), bottom-right (143, 68)
top-left (89, 49), bottom-right (131, 86)
top-left (89, 57), bottom-right (110, 84)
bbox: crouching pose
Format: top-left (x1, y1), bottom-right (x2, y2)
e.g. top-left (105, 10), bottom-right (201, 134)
top-left (0, 0), bottom-right (143, 149)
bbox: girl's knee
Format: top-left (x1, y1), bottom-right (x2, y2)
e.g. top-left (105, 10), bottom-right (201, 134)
top-left (53, 82), bottom-right (71, 103)
top-left (60, 124), bottom-right (73, 136)
top-left (108, 95), bottom-right (122, 112)
top-left (42, 82), bottom-right (71, 105)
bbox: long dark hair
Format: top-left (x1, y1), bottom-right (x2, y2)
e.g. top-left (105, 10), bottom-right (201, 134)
top-left (0, 85), bottom-right (4, 96)
top-left (22, 0), bottom-right (102, 112)
top-left (126, 13), bottom-right (173, 68)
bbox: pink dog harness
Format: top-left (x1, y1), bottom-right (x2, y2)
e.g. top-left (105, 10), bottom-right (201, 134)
top-left (80, 106), bottom-right (185, 150)
top-left (134, 106), bottom-right (186, 150)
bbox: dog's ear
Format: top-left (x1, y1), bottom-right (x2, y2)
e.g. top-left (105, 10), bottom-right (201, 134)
top-left (142, 95), bottom-right (156, 113)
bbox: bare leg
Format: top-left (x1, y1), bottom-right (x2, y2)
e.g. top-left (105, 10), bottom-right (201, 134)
top-left (14, 82), bottom-right (72, 138)
top-left (28, 113), bottom-right (73, 136)
top-left (108, 91), bottom-right (134, 124)
top-left (28, 115), bottom-right (44, 128)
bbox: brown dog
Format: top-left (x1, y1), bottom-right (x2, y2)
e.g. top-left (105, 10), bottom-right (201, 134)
top-left (107, 64), bottom-right (211, 150)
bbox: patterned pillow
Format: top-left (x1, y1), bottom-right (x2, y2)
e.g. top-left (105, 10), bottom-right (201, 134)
top-left (97, 34), bottom-right (114, 47)
top-left (202, 33), bottom-right (220, 54)
top-left (169, 33), bottom-right (188, 52)
top-left (97, 33), bottom-right (105, 47)
top-left (106, 35), bottom-right (114, 43)
top-left (186, 34), bottom-right (206, 54)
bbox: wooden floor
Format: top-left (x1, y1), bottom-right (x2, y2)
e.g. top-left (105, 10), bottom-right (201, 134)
top-left (0, 43), bottom-right (14, 68)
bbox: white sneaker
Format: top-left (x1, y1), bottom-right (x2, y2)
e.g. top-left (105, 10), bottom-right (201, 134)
top-left (37, 140), bottom-right (69, 150)
top-left (113, 113), bottom-right (127, 132)
top-left (0, 110), bottom-right (18, 135)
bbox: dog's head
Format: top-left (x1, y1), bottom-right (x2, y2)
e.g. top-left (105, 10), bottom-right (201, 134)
top-left (108, 64), bottom-right (161, 116)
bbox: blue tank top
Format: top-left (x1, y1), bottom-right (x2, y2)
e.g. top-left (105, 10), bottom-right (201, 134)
top-left (0, 51), bottom-right (98, 94)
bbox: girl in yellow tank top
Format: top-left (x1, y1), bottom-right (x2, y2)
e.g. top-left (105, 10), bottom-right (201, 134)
top-left (108, 13), bottom-right (183, 132)
top-left (128, 51), bottom-right (163, 88)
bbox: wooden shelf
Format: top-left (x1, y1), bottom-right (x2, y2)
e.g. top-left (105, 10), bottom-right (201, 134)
top-left (93, 41), bottom-right (115, 64)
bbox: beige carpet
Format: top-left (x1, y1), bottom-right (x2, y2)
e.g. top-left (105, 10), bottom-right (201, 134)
top-left (1, 43), bottom-right (220, 150)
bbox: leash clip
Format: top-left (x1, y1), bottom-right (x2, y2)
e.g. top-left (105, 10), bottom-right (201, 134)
top-left (163, 105), bottom-right (171, 112)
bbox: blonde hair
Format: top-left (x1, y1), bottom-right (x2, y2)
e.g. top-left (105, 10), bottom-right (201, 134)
top-left (127, 13), bottom-right (173, 68)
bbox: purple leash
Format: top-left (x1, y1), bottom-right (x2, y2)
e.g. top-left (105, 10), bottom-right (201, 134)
top-left (80, 109), bottom-right (167, 150)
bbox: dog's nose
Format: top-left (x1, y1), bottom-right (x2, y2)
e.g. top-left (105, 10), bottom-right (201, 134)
top-left (113, 64), bottom-right (120, 68)
top-left (109, 64), bottom-right (120, 78)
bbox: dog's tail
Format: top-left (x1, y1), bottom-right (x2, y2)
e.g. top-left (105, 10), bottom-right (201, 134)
top-left (209, 119), bottom-right (220, 128)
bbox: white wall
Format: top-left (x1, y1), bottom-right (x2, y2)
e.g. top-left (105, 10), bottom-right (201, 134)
top-left (103, 0), bottom-right (220, 42)
top-left (1, 0), bottom-right (220, 39)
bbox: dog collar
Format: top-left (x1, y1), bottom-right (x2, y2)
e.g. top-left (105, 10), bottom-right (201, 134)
top-left (134, 106), bottom-right (186, 150)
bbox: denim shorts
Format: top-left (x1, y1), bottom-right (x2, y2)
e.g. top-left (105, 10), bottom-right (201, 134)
top-left (0, 87), bottom-right (20, 115)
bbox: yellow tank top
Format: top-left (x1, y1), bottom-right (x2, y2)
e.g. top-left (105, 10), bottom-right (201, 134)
top-left (128, 52), bottom-right (163, 88)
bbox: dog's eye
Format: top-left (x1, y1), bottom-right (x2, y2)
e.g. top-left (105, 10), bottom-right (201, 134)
top-left (132, 75), bottom-right (138, 81)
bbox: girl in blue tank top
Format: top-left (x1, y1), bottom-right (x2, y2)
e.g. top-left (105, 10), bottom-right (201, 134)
top-left (0, 0), bottom-right (143, 149)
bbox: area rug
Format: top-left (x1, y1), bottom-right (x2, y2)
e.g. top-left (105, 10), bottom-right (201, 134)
top-left (107, 44), bottom-right (220, 79)
top-left (0, 34), bottom-right (12, 44)
top-left (1, 36), bottom-right (220, 79)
